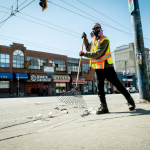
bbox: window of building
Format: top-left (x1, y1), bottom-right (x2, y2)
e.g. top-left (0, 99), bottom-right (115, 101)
top-left (13, 50), bottom-right (24, 68)
top-left (0, 81), bottom-right (9, 88)
top-left (56, 83), bottom-right (66, 94)
top-left (83, 64), bottom-right (90, 73)
top-left (68, 63), bottom-right (81, 72)
top-left (49, 60), bottom-right (66, 71)
top-left (0, 54), bottom-right (10, 67)
top-left (84, 81), bottom-right (93, 93)
top-left (27, 57), bottom-right (47, 69)
top-left (146, 54), bottom-right (149, 59)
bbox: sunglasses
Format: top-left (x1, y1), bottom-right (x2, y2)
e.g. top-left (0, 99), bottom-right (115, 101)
top-left (92, 27), bottom-right (100, 30)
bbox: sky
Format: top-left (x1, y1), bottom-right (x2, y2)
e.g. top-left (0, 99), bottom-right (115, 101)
top-left (0, 0), bottom-right (150, 58)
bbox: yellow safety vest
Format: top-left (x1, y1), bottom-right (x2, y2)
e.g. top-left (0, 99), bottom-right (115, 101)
top-left (89, 35), bottom-right (113, 69)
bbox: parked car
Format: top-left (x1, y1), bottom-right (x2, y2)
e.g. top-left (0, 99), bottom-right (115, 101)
top-left (126, 87), bottom-right (136, 93)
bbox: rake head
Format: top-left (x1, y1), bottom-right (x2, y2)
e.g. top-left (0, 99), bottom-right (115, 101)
top-left (57, 88), bottom-right (87, 109)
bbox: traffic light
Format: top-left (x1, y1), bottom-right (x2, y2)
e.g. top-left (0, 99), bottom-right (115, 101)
top-left (39, 0), bottom-right (48, 12)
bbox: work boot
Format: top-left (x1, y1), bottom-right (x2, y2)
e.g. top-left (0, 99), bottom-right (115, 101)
top-left (127, 96), bottom-right (136, 111)
top-left (96, 104), bottom-right (109, 114)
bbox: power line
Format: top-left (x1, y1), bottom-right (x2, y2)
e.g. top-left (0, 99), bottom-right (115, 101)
top-left (19, 0), bottom-right (35, 12)
top-left (0, 16), bottom-right (12, 27)
top-left (0, 37), bottom-right (80, 56)
top-left (76, 0), bottom-right (132, 32)
top-left (15, 15), bottom-right (81, 38)
top-left (1, 1), bottom-right (150, 43)
top-left (0, 6), bottom-right (11, 22)
top-left (60, 0), bottom-right (121, 31)
top-left (48, 1), bottom-right (150, 42)
top-left (18, 0), bottom-right (28, 8)
top-left (0, 10), bottom-right (148, 50)
top-left (48, 1), bottom-right (133, 37)
top-left (19, 12), bottom-right (80, 36)
top-left (0, 0), bottom-right (35, 28)
top-left (0, 34), bottom-right (76, 53)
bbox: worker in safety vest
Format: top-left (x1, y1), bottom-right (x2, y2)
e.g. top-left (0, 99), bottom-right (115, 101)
top-left (80, 23), bottom-right (135, 114)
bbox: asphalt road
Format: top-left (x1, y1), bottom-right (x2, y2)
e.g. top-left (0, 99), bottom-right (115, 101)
top-left (0, 93), bottom-right (148, 150)
top-left (0, 93), bottom-right (140, 129)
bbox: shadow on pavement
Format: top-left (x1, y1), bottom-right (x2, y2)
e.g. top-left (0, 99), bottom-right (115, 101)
top-left (112, 108), bottom-right (150, 116)
top-left (77, 108), bottom-right (150, 123)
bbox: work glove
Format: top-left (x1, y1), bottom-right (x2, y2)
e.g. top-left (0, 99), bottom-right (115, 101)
top-left (81, 32), bottom-right (87, 39)
top-left (79, 51), bottom-right (84, 56)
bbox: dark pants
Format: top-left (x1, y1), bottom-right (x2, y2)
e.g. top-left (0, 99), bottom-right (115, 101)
top-left (95, 67), bottom-right (131, 104)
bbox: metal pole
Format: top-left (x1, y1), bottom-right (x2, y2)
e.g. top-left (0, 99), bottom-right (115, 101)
top-left (130, 0), bottom-right (149, 100)
top-left (18, 74), bottom-right (19, 97)
top-left (125, 61), bottom-right (128, 88)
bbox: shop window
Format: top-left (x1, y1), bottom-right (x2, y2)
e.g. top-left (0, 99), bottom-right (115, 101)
top-left (68, 63), bottom-right (81, 72)
top-left (27, 57), bottom-right (47, 70)
top-left (0, 81), bottom-right (9, 88)
top-left (13, 50), bottom-right (24, 68)
top-left (56, 83), bottom-right (66, 94)
top-left (83, 64), bottom-right (90, 73)
top-left (0, 53), bottom-right (10, 68)
top-left (84, 81), bottom-right (93, 93)
top-left (49, 60), bottom-right (66, 71)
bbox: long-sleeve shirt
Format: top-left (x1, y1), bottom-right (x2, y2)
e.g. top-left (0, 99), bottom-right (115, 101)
top-left (83, 37), bottom-right (113, 68)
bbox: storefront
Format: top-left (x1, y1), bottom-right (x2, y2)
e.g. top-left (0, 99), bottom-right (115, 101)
top-left (51, 75), bottom-right (70, 95)
top-left (71, 76), bottom-right (86, 94)
top-left (0, 72), bottom-right (13, 97)
top-left (84, 81), bottom-right (93, 94)
top-left (12, 73), bottom-right (28, 96)
top-left (27, 74), bottom-right (51, 96)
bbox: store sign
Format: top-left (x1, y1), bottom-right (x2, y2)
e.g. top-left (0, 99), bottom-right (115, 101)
top-left (72, 76), bottom-right (85, 83)
top-left (128, 0), bottom-right (135, 14)
top-left (52, 75), bottom-right (70, 82)
top-left (122, 79), bottom-right (133, 82)
top-left (30, 75), bottom-right (51, 82)
top-left (68, 66), bottom-right (71, 74)
top-left (44, 66), bottom-right (54, 73)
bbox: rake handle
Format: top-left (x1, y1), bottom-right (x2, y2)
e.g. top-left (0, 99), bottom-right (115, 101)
top-left (76, 38), bottom-right (84, 90)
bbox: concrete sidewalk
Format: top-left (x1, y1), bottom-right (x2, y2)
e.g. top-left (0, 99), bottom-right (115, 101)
top-left (0, 101), bottom-right (150, 150)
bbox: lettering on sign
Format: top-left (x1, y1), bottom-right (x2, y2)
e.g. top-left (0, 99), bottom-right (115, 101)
top-left (68, 66), bottom-right (71, 74)
top-left (30, 75), bottom-right (51, 82)
top-left (53, 75), bottom-right (70, 80)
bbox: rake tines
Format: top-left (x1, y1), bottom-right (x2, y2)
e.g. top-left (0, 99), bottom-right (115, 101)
top-left (57, 88), bottom-right (87, 109)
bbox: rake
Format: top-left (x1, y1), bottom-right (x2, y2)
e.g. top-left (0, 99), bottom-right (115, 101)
top-left (57, 38), bottom-right (87, 109)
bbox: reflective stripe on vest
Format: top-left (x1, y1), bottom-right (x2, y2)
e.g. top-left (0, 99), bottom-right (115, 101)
top-left (89, 35), bottom-right (113, 69)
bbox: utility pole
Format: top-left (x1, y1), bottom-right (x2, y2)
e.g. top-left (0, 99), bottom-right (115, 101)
top-left (128, 0), bottom-right (150, 100)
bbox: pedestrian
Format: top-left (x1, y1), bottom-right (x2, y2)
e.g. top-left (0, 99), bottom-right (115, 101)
top-left (80, 23), bottom-right (135, 114)
top-left (43, 86), bottom-right (46, 96)
top-left (38, 86), bottom-right (41, 96)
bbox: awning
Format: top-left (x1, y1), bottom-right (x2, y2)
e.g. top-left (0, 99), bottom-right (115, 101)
top-left (13, 73), bottom-right (28, 79)
top-left (0, 72), bottom-right (13, 79)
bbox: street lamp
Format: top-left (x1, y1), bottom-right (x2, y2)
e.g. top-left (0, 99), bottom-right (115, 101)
top-left (118, 59), bottom-right (131, 88)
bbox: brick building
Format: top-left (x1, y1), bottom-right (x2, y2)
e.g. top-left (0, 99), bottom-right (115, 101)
top-left (0, 43), bottom-right (95, 97)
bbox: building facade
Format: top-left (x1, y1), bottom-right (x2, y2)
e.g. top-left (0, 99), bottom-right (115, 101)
top-left (0, 43), bottom-right (95, 97)
top-left (113, 43), bottom-right (150, 90)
